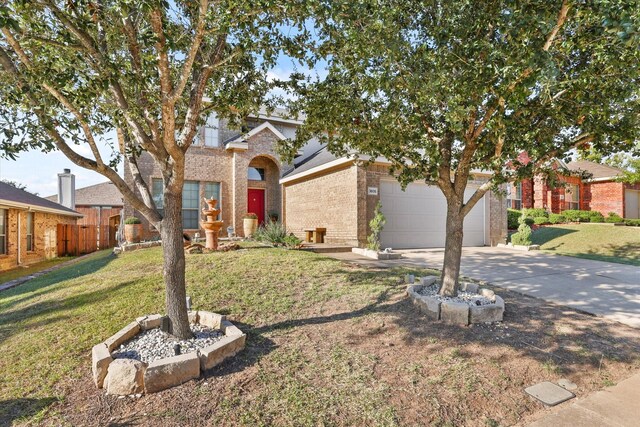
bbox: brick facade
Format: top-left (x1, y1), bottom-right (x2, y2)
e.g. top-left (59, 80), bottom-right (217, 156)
top-left (0, 209), bottom-right (77, 271)
top-left (283, 165), bottom-right (360, 245)
top-left (124, 125), bottom-right (286, 239)
top-left (284, 162), bottom-right (506, 247)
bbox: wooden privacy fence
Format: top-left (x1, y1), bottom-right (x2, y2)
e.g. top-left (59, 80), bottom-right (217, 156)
top-left (57, 224), bottom-right (116, 256)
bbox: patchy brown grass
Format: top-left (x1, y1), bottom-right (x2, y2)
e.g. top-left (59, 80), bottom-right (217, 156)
top-left (2, 247), bottom-right (639, 426)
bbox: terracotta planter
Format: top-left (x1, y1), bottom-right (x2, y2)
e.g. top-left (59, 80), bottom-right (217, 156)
top-left (243, 218), bottom-right (258, 237)
top-left (124, 224), bottom-right (142, 244)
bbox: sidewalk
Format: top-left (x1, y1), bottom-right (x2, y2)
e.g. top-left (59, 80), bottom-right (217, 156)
top-left (0, 253), bottom-right (96, 292)
top-left (528, 371), bottom-right (640, 426)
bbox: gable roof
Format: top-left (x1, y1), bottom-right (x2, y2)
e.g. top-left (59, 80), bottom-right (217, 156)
top-left (0, 181), bottom-right (82, 217)
top-left (46, 181), bottom-right (124, 206)
top-left (225, 121), bottom-right (287, 151)
top-left (566, 160), bottom-right (623, 181)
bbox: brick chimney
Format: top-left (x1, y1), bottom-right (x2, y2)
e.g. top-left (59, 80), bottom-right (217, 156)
top-left (57, 168), bottom-right (76, 210)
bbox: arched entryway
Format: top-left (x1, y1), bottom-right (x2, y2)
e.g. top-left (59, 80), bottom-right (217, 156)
top-left (247, 156), bottom-right (281, 225)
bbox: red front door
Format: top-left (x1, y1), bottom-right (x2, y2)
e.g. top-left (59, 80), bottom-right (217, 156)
top-left (247, 189), bottom-right (266, 225)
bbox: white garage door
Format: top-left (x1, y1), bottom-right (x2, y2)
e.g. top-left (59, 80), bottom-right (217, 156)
top-left (379, 181), bottom-right (486, 249)
top-left (625, 189), bottom-right (640, 219)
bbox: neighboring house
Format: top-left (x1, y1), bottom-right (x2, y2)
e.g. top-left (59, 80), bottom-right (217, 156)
top-left (281, 148), bottom-right (507, 248)
top-left (507, 159), bottom-right (640, 218)
top-left (124, 109), bottom-right (507, 248)
top-left (46, 177), bottom-right (124, 247)
top-left (0, 181), bottom-right (82, 271)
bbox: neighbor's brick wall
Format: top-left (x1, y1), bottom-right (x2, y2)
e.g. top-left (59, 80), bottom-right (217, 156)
top-left (0, 209), bottom-right (76, 272)
top-left (521, 179), bottom-right (534, 209)
top-left (124, 127), bottom-right (283, 239)
top-left (589, 181), bottom-right (624, 217)
top-left (283, 165), bottom-right (359, 245)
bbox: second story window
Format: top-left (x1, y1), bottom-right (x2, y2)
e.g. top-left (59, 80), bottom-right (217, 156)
top-left (201, 113), bottom-right (219, 147)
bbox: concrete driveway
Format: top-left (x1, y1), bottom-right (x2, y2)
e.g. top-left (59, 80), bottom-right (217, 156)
top-left (331, 247), bottom-right (640, 328)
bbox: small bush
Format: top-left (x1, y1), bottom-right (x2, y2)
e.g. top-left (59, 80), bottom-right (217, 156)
top-left (533, 216), bottom-right (549, 225)
top-left (624, 219), bottom-right (640, 226)
top-left (549, 213), bottom-right (566, 224)
top-left (254, 221), bottom-right (287, 246)
top-left (510, 216), bottom-right (533, 246)
top-left (605, 212), bottom-right (624, 223)
top-left (283, 234), bottom-right (303, 248)
top-left (588, 211), bottom-right (605, 223)
top-left (367, 201), bottom-right (386, 251)
top-left (522, 216), bottom-right (535, 226)
top-left (124, 217), bottom-right (141, 224)
top-left (522, 208), bottom-right (548, 218)
top-left (507, 209), bottom-right (522, 229)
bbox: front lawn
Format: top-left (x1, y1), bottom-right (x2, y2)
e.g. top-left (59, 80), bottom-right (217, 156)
top-left (1, 246), bottom-right (639, 426)
top-left (0, 256), bottom-right (77, 285)
top-left (530, 224), bottom-right (640, 266)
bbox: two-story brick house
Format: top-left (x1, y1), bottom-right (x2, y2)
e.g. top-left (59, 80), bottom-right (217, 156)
top-left (123, 108), bottom-right (321, 240)
top-left (124, 109), bottom-right (508, 248)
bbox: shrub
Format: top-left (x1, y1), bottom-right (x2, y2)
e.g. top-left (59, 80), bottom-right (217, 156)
top-left (605, 212), bottom-right (624, 223)
top-left (522, 216), bottom-right (535, 226)
top-left (507, 209), bottom-right (522, 230)
top-left (367, 201), bottom-right (386, 251)
top-left (562, 210), bottom-right (592, 222)
top-left (549, 213), bottom-right (566, 224)
top-left (510, 216), bottom-right (533, 246)
top-left (124, 217), bottom-right (141, 224)
top-left (522, 208), bottom-right (548, 218)
top-left (588, 211), bottom-right (605, 223)
top-left (283, 234), bottom-right (303, 248)
top-left (533, 216), bottom-right (549, 225)
top-left (624, 219), bottom-right (640, 226)
top-left (254, 221), bottom-right (287, 246)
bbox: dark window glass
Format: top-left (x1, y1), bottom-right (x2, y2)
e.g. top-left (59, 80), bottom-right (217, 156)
top-left (248, 167), bottom-right (265, 181)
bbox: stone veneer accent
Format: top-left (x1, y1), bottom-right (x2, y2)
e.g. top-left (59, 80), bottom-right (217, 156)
top-left (92, 311), bottom-right (246, 395)
top-left (406, 277), bottom-right (505, 325)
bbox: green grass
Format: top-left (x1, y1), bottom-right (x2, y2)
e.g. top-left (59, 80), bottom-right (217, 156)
top-left (531, 224), bottom-right (640, 265)
top-left (0, 257), bottom-right (77, 284)
top-left (0, 247), bottom-right (410, 425)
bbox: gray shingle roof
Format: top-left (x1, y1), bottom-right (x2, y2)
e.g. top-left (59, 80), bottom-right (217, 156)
top-left (566, 160), bottom-right (623, 180)
top-left (46, 181), bottom-right (124, 206)
top-left (282, 147), bottom-right (340, 178)
top-left (0, 181), bottom-right (81, 216)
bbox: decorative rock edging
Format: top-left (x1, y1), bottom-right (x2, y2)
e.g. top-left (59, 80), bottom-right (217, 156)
top-left (352, 247), bottom-right (402, 260)
top-left (497, 243), bottom-right (540, 252)
top-left (92, 311), bottom-right (246, 395)
top-left (406, 276), bottom-right (504, 325)
top-left (113, 241), bottom-right (163, 254)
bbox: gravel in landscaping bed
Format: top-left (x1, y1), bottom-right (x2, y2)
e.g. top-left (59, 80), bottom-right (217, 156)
top-left (418, 283), bottom-right (493, 306)
top-left (112, 323), bottom-right (223, 363)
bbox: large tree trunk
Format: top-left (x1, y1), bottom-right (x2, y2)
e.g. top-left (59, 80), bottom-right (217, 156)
top-left (439, 198), bottom-right (465, 297)
top-left (160, 189), bottom-right (193, 339)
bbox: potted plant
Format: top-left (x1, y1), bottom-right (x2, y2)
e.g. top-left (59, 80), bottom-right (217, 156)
top-left (243, 213), bottom-right (258, 238)
top-left (124, 217), bottom-right (142, 244)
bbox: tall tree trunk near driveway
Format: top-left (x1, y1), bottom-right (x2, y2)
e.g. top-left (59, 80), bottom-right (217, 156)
top-left (160, 190), bottom-right (193, 340)
top-left (439, 200), bottom-right (465, 297)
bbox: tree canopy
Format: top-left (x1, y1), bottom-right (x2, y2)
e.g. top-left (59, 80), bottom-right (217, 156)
top-left (285, 0), bottom-right (640, 295)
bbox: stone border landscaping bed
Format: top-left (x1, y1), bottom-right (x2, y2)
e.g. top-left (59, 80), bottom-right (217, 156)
top-left (406, 276), bottom-right (504, 325)
top-left (352, 247), bottom-right (402, 260)
top-left (91, 311), bottom-right (245, 395)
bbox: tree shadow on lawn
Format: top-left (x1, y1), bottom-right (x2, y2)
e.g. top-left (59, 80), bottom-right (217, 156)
top-left (241, 266), bottom-right (640, 379)
top-left (584, 242), bottom-right (640, 266)
top-left (531, 226), bottom-right (577, 249)
top-left (0, 251), bottom-right (116, 313)
top-left (0, 397), bottom-right (59, 426)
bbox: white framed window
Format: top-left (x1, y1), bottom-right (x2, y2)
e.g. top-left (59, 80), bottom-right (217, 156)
top-left (201, 113), bottom-right (220, 147)
top-left (0, 209), bottom-right (6, 255)
top-left (26, 212), bottom-right (34, 251)
top-left (506, 182), bottom-right (522, 210)
top-left (248, 167), bottom-right (266, 181)
top-left (182, 181), bottom-right (199, 229)
top-left (566, 184), bottom-right (580, 210)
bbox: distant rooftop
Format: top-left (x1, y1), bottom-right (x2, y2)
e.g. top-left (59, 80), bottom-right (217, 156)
top-left (0, 181), bottom-right (82, 217)
top-left (566, 160), bottom-right (623, 180)
top-left (46, 181), bottom-right (124, 206)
